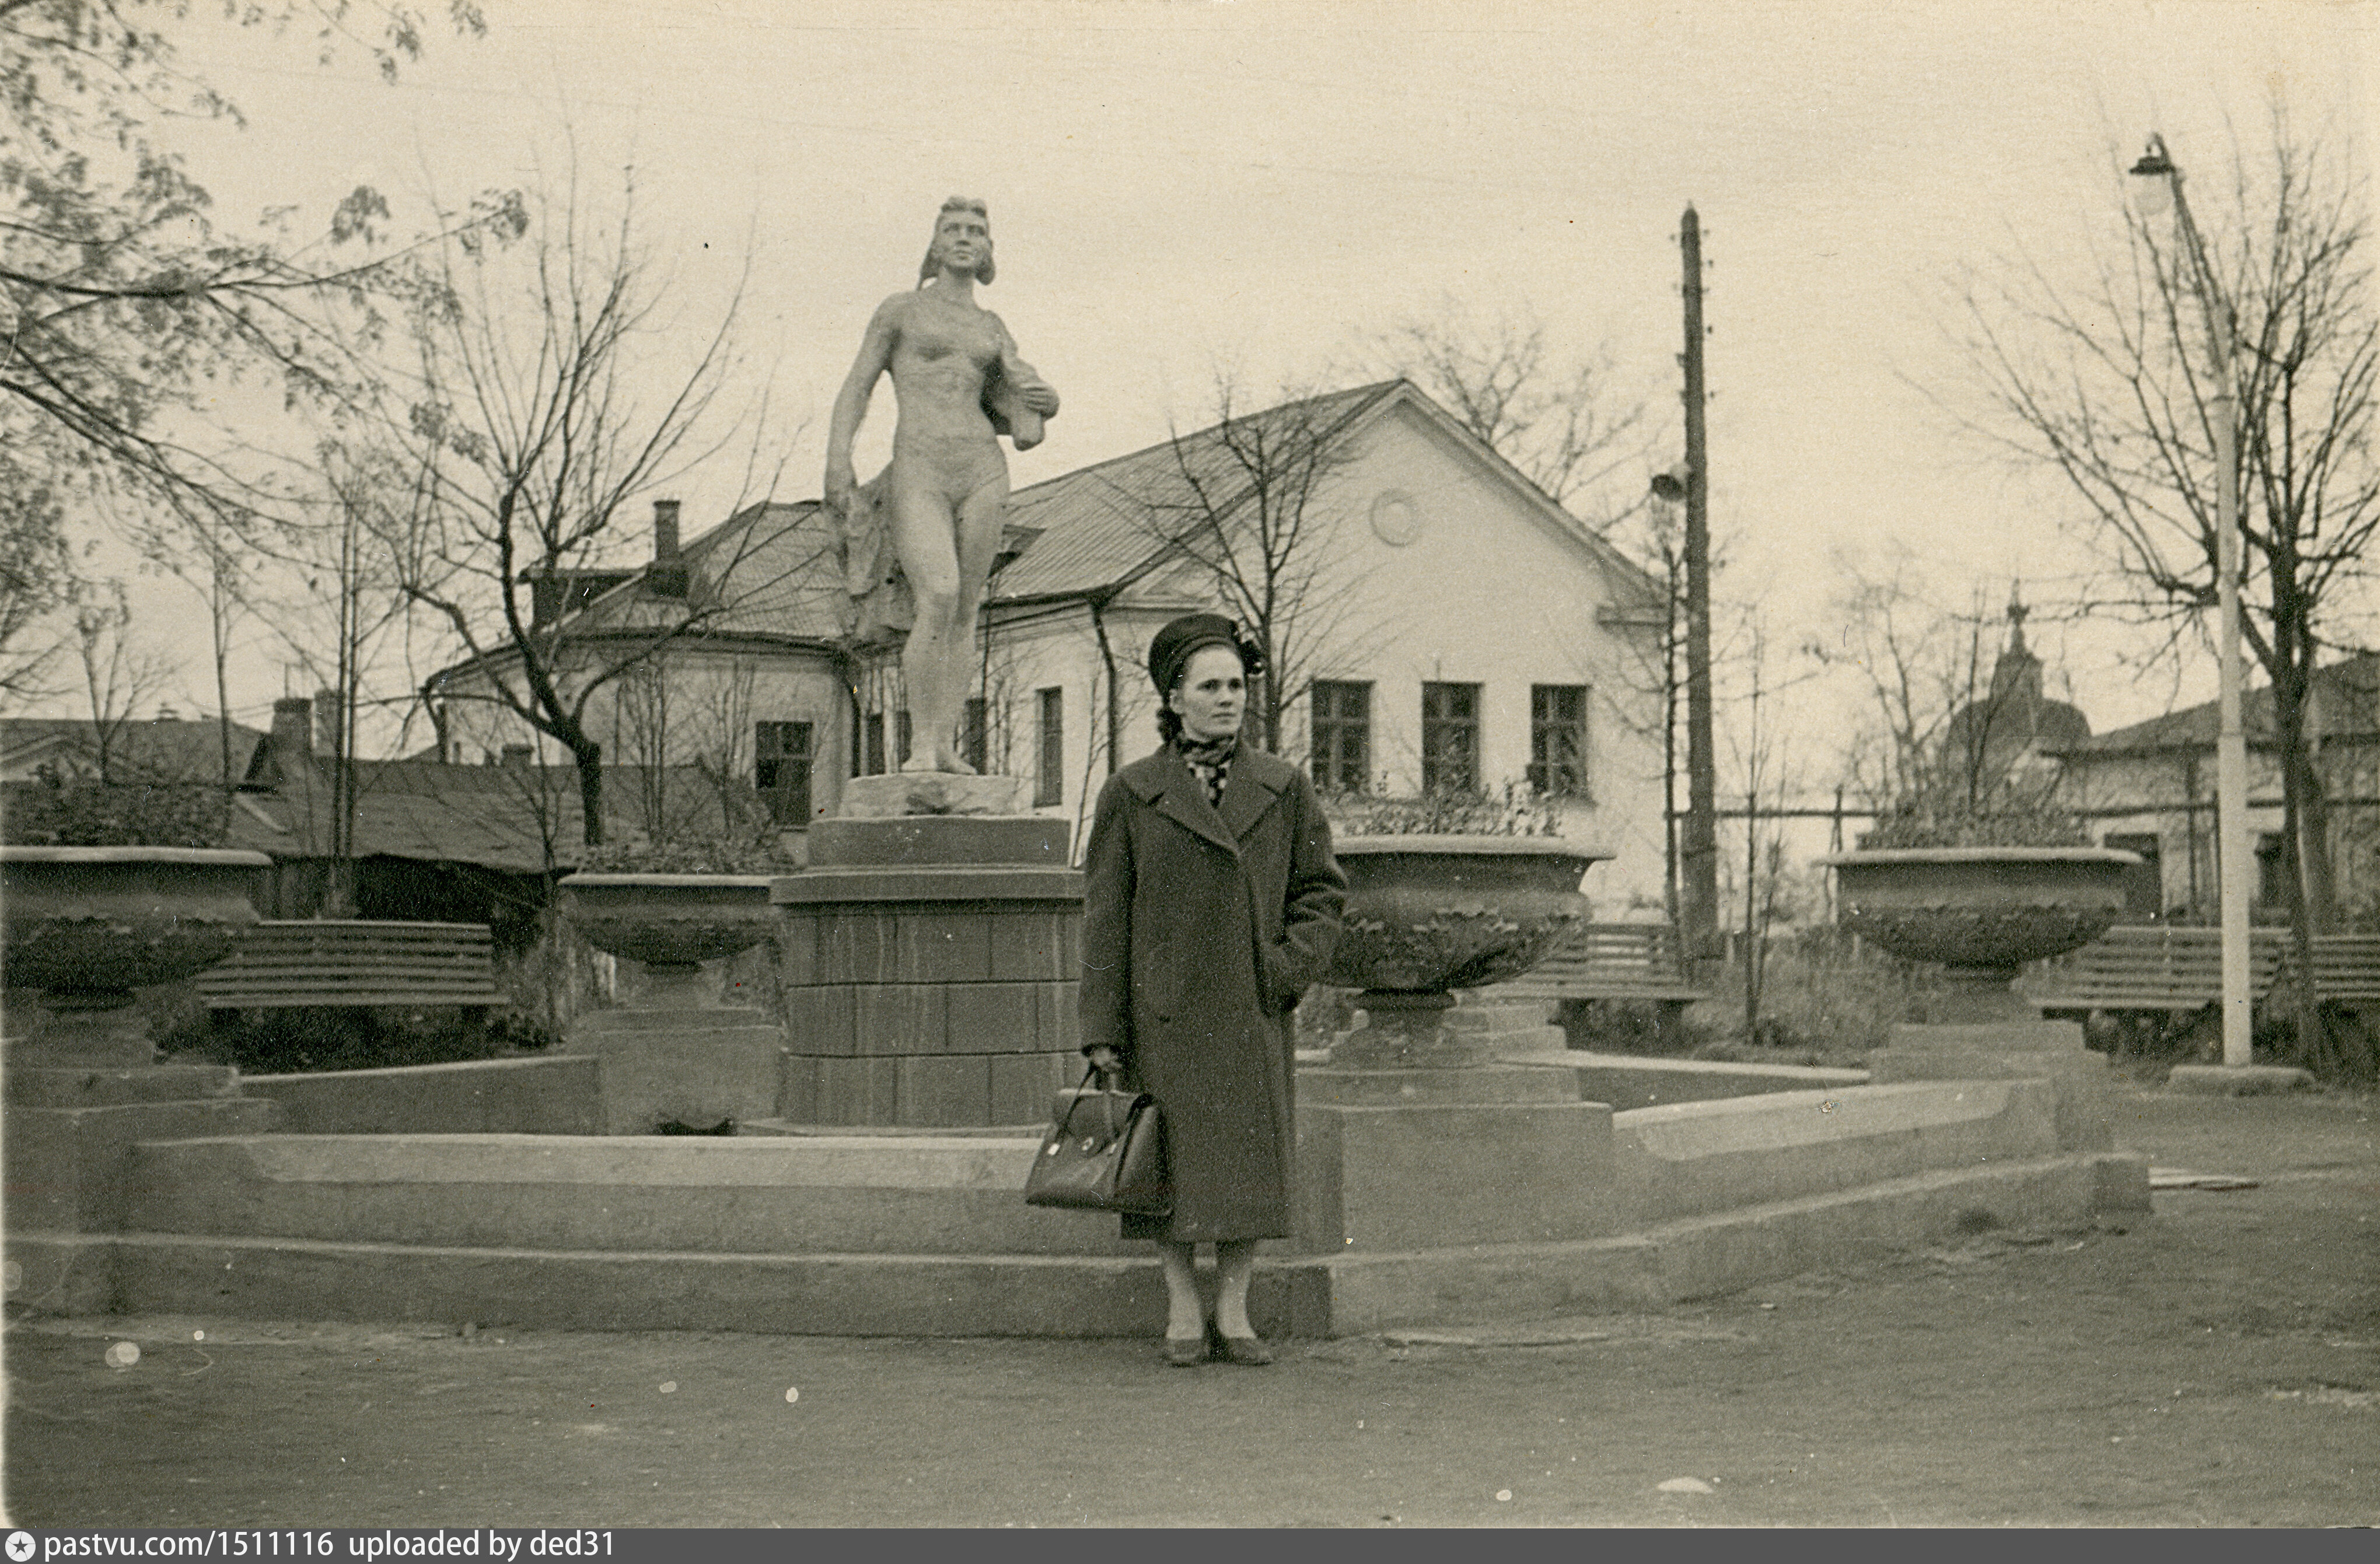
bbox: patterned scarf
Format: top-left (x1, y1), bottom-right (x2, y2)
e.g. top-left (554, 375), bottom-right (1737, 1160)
top-left (1173, 733), bottom-right (1239, 811)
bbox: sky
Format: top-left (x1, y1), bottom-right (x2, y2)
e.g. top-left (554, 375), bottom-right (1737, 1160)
top-left (48, 0), bottom-right (2379, 809)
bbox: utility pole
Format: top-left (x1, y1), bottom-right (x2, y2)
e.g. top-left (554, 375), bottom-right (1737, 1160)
top-left (1679, 204), bottom-right (1720, 971)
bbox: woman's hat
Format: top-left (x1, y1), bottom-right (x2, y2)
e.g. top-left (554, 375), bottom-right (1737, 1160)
top-left (1147, 613), bottom-right (1261, 695)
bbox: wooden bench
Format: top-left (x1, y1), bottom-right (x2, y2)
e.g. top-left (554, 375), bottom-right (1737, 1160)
top-left (1487, 922), bottom-right (1708, 1047)
top-left (2267, 933), bottom-right (2380, 1005)
top-left (2023, 925), bottom-right (2380, 1012)
top-left (197, 921), bottom-right (506, 1012)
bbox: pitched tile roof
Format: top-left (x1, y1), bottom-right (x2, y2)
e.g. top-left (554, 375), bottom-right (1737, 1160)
top-left (2053, 649), bottom-right (2380, 755)
top-left (229, 755), bottom-right (737, 873)
top-left (1, 717), bottom-right (268, 783)
top-left (991, 382), bottom-right (1407, 601)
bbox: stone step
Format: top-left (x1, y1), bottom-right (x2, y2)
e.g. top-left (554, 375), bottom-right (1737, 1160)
top-left (123, 1133), bottom-right (1133, 1258)
top-left (1609, 1079), bottom-right (2065, 1224)
top-left (13, 1149), bottom-right (2144, 1338)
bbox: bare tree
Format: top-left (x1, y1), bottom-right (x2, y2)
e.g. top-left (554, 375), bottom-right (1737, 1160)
top-left (1810, 554), bottom-right (2084, 841)
top-left (1947, 122), bottom-right (2377, 928)
top-left (1104, 377), bottom-right (1379, 754)
top-left (256, 438), bottom-right (434, 908)
top-left (385, 176), bottom-right (789, 846)
top-left (1374, 298), bottom-right (1652, 516)
top-left (69, 579), bottom-right (177, 782)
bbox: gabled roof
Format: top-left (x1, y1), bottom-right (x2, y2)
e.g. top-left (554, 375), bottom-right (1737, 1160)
top-left (0, 716), bottom-right (268, 784)
top-left (2053, 649), bottom-right (2380, 757)
top-left (990, 379), bottom-right (1661, 608)
top-left (428, 501), bottom-right (851, 691)
top-left (991, 383), bottom-right (1402, 601)
top-left (231, 754), bottom-right (733, 873)
top-left (591, 500), bottom-right (849, 643)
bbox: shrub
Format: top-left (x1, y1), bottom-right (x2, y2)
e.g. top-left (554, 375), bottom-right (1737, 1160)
top-left (1324, 782), bottom-right (1564, 838)
top-left (169, 1005), bottom-right (547, 1075)
top-left (1697, 932), bottom-right (1939, 1065)
top-left (4, 766), bottom-right (229, 847)
top-left (1859, 797), bottom-right (2093, 849)
top-left (1559, 998), bottom-right (1711, 1056)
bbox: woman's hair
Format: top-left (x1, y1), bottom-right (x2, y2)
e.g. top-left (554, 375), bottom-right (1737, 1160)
top-left (918, 196), bottom-right (995, 286)
top-left (1153, 634), bottom-right (1261, 745)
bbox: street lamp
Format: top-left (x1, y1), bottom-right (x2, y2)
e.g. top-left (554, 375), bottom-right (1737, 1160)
top-left (2131, 133), bottom-right (2253, 1070)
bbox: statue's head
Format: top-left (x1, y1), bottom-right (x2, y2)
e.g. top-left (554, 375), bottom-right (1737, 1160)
top-left (918, 196), bottom-right (995, 286)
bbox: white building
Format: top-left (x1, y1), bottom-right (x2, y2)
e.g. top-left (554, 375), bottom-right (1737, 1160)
top-left (428, 380), bottom-right (1673, 913)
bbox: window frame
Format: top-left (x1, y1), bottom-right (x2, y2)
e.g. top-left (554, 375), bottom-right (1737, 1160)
top-left (1035, 686), bottom-right (1065, 807)
top-left (1420, 681), bottom-right (1482, 795)
top-left (1309, 679), bottom-right (1372, 793)
top-left (754, 720), bottom-right (815, 825)
top-left (1529, 683), bottom-right (1591, 799)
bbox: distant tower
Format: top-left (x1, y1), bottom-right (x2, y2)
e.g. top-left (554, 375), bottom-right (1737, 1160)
top-left (1941, 585), bottom-right (2091, 793)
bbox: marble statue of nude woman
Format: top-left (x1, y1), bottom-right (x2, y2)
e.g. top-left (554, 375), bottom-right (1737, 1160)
top-left (825, 196), bottom-right (1060, 775)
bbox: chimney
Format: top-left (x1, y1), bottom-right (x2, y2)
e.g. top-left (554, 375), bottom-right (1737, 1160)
top-left (271, 696), bottom-right (314, 760)
top-left (646, 498), bottom-right (689, 599)
top-left (527, 570), bottom-right (562, 628)
top-left (314, 687), bottom-right (343, 760)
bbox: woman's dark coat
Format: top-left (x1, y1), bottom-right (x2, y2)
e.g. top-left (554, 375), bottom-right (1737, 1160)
top-left (1078, 744), bottom-right (1346, 1243)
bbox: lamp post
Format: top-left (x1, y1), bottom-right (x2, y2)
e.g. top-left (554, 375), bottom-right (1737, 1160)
top-left (2131, 134), bottom-right (2253, 1070)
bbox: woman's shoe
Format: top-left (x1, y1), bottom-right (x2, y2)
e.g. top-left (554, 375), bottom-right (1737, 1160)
top-left (1163, 1332), bottom-right (1209, 1367)
top-left (1215, 1332), bottom-right (1274, 1366)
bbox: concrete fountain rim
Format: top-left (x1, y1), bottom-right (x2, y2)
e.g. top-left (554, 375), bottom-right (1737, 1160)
top-left (1818, 846), bottom-right (2143, 869)
top-left (0, 846), bottom-right (272, 867)
top-left (1336, 835), bottom-right (1616, 859)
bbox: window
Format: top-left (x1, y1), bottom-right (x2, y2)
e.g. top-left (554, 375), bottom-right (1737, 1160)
top-left (963, 698), bottom-right (989, 776)
top-left (2255, 832), bottom-right (2288, 909)
top-left (2104, 832), bottom-right (2163, 918)
top-left (1310, 681), bottom-right (1371, 793)
top-left (1529, 684), bottom-right (1589, 797)
top-left (754, 721), bottom-right (814, 825)
top-left (863, 711), bottom-right (886, 776)
top-left (1421, 682), bottom-right (1481, 794)
top-left (895, 709), bottom-right (913, 768)
top-left (1035, 687), bottom-right (1065, 806)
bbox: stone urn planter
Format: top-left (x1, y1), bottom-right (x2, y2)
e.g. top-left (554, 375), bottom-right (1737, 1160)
top-left (0, 846), bottom-right (271, 1066)
top-left (1822, 846), bottom-right (2141, 1020)
top-left (1323, 835), bottom-right (1612, 1069)
top-left (558, 873), bottom-right (780, 1009)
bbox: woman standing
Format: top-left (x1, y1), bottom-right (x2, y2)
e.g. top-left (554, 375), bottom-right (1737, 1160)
top-left (1079, 613), bottom-right (1347, 1365)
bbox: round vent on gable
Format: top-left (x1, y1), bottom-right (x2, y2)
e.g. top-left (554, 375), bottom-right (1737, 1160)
top-left (1370, 489), bottom-right (1424, 546)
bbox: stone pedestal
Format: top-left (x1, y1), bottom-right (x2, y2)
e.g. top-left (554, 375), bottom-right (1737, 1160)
top-left (1328, 991), bottom-right (1565, 1071)
top-left (773, 792), bottom-right (1081, 1128)
top-left (575, 1008), bottom-right (787, 1134)
top-left (1867, 1019), bottom-right (2115, 1152)
top-left (558, 873), bottom-right (785, 1132)
top-left (1294, 995), bottom-right (1614, 1256)
top-left (837, 773), bottom-right (1031, 818)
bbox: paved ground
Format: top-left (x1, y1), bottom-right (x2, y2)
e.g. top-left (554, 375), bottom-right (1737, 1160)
top-left (5, 1086), bottom-right (2375, 1528)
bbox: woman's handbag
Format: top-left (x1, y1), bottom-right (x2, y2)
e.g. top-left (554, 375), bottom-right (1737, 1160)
top-left (1023, 1066), bottom-right (1170, 1216)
